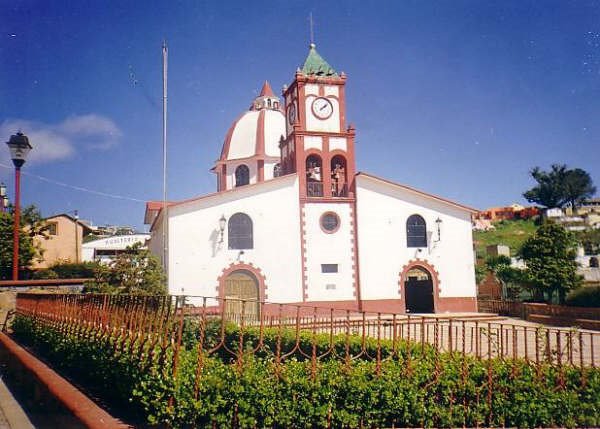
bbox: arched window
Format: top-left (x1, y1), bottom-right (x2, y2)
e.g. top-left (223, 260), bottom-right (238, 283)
top-left (406, 215), bottom-right (427, 248)
top-left (235, 165), bottom-right (250, 187)
top-left (590, 257), bottom-right (599, 268)
top-left (228, 213), bottom-right (253, 249)
top-left (273, 163), bottom-right (281, 178)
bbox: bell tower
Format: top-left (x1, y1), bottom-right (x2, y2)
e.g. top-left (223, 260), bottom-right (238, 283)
top-left (280, 44), bottom-right (361, 309)
top-left (280, 43), bottom-right (356, 201)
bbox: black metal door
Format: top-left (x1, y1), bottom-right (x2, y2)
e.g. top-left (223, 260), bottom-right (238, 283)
top-left (405, 279), bottom-right (434, 313)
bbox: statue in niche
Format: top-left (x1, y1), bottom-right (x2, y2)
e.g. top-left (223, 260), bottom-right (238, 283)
top-left (332, 163), bottom-right (346, 196)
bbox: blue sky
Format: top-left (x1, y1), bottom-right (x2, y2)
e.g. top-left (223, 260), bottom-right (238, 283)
top-left (1, 1), bottom-right (599, 231)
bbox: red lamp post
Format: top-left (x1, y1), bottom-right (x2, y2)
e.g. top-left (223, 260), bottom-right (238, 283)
top-left (6, 132), bottom-right (32, 280)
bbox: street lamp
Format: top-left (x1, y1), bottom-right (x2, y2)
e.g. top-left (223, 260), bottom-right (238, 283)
top-left (6, 132), bottom-right (32, 280)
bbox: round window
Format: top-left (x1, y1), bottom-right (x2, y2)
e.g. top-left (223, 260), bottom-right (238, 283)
top-left (320, 212), bottom-right (340, 233)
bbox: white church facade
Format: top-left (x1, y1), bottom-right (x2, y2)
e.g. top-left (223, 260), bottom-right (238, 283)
top-left (145, 45), bottom-right (478, 314)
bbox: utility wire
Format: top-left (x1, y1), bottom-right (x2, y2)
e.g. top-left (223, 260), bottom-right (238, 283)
top-left (0, 162), bottom-right (147, 203)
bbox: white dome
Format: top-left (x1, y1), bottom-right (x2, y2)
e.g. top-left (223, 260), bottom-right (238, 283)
top-left (219, 82), bottom-right (285, 162)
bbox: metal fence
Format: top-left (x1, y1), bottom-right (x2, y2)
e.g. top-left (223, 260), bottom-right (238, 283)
top-left (14, 293), bottom-right (600, 370)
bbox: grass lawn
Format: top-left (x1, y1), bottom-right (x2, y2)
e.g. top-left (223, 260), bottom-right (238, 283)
top-left (474, 218), bottom-right (538, 259)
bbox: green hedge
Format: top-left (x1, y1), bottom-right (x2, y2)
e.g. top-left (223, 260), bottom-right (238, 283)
top-left (12, 315), bottom-right (600, 428)
top-left (566, 286), bottom-right (600, 308)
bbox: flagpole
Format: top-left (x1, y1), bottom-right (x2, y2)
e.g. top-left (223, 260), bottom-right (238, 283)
top-left (162, 41), bottom-right (168, 278)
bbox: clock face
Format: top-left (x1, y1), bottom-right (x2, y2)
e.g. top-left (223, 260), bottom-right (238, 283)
top-left (311, 97), bottom-right (333, 120)
top-left (287, 103), bottom-right (296, 124)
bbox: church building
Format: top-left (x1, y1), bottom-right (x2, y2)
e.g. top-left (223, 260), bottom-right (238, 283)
top-left (145, 44), bottom-right (478, 315)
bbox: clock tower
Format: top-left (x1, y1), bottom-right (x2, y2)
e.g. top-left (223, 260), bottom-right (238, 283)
top-left (280, 44), bottom-right (361, 307)
top-left (280, 43), bottom-right (357, 200)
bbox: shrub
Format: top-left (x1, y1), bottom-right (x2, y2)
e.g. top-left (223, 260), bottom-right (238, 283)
top-left (565, 286), bottom-right (600, 308)
top-left (11, 315), bottom-right (600, 428)
top-left (31, 269), bottom-right (59, 279)
top-left (33, 261), bottom-right (98, 279)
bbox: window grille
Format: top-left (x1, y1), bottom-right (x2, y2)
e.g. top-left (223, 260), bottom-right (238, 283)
top-left (406, 214), bottom-right (427, 247)
top-left (235, 165), bottom-right (250, 187)
top-left (321, 264), bottom-right (338, 273)
top-left (228, 213), bottom-right (253, 249)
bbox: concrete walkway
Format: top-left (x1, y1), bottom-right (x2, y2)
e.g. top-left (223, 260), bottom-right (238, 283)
top-left (0, 376), bottom-right (34, 429)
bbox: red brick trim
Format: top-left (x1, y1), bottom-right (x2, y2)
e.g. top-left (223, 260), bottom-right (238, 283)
top-left (255, 109), bottom-right (266, 158)
top-left (436, 297), bottom-right (477, 313)
top-left (300, 204), bottom-right (308, 301)
top-left (398, 259), bottom-right (441, 313)
top-left (0, 333), bottom-right (130, 429)
top-left (350, 202), bottom-right (362, 309)
top-left (216, 262), bottom-right (268, 304)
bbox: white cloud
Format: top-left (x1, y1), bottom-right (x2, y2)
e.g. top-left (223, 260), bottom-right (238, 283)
top-left (0, 114), bottom-right (122, 165)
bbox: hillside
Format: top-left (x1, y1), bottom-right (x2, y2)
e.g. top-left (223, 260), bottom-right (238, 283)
top-left (473, 219), bottom-right (538, 259)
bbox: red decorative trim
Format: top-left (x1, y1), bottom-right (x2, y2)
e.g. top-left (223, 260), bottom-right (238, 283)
top-left (255, 109), bottom-right (266, 158)
top-left (350, 202), bottom-right (362, 311)
top-left (219, 164), bottom-right (226, 192)
top-left (299, 204), bottom-right (308, 301)
top-left (0, 278), bottom-right (91, 287)
top-left (0, 333), bottom-right (130, 429)
top-left (259, 81), bottom-right (275, 97)
top-left (219, 112), bottom-right (246, 161)
top-left (298, 82), bottom-right (307, 133)
top-left (338, 82), bottom-right (346, 132)
top-left (216, 262), bottom-right (268, 306)
top-left (257, 160), bottom-right (264, 182)
top-left (436, 297), bottom-right (477, 313)
top-left (398, 259), bottom-right (441, 313)
top-left (319, 211), bottom-right (341, 234)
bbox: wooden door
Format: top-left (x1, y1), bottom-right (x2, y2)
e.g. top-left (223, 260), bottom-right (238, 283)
top-left (224, 271), bottom-right (260, 320)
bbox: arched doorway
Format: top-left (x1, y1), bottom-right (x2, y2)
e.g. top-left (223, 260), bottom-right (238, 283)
top-left (223, 270), bottom-right (260, 319)
top-left (404, 266), bottom-right (434, 313)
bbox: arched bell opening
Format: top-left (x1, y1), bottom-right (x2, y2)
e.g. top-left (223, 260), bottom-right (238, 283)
top-left (330, 155), bottom-right (348, 197)
top-left (306, 154), bottom-right (323, 197)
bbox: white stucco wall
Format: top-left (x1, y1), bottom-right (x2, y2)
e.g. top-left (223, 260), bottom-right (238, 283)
top-left (355, 175), bottom-right (477, 301)
top-left (263, 110), bottom-right (286, 157)
top-left (164, 175), bottom-right (303, 303)
top-left (303, 203), bottom-right (355, 301)
top-left (227, 112), bottom-right (259, 159)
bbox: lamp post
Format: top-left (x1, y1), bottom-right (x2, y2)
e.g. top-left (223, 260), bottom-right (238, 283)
top-left (6, 132), bottom-right (32, 280)
top-left (0, 183), bottom-right (7, 213)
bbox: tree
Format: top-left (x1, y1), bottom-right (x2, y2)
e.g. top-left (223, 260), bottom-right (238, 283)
top-left (485, 255), bottom-right (527, 300)
top-left (84, 242), bottom-right (166, 295)
top-left (519, 223), bottom-right (582, 304)
top-left (0, 205), bottom-right (47, 279)
top-left (523, 164), bottom-right (596, 210)
top-left (563, 168), bottom-right (596, 212)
